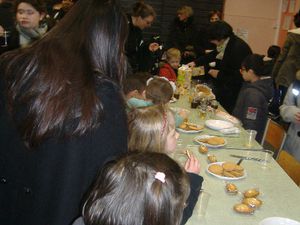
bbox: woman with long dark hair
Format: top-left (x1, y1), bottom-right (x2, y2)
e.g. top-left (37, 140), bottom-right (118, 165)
top-left (0, 0), bottom-right (128, 224)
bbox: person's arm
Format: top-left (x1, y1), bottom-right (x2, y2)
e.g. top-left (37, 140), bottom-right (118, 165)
top-left (216, 39), bottom-right (252, 84)
top-left (280, 85), bottom-right (300, 123)
top-left (272, 34), bottom-right (292, 81)
top-left (181, 173), bottom-right (203, 225)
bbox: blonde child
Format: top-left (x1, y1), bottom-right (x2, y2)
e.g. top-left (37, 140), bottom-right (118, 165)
top-left (72, 151), bottom-right (190, 225)
top-left (159, 48), bottom-right (181, 82)
top-left (128, 105), bottom-right (203, 225)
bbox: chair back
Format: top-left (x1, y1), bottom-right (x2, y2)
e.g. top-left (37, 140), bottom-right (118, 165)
top-left (277, 150), bottom-right (300, 186)
top-left (261, 118), bottom-right (287, 159)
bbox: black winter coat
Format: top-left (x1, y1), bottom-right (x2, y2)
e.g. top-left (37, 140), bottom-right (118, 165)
top-left (166, 17), bottom-right (199, 53)
top-left (0, 76), bottom-right (128, 225)
top-left (233, 77), bottom-right (274, 142)
top-left (125, 15), bottom-right (156, 73)
top-left (196, 35), bottom-right (252, 113)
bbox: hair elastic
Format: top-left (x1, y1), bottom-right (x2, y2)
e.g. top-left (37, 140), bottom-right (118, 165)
top-left (146, 76), bottom-right (177, 93)
top-left (155, 172), bottom-right (166, 183)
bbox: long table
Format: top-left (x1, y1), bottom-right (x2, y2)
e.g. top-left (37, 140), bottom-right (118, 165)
top-left (171, 95), bottom-right (300, 225)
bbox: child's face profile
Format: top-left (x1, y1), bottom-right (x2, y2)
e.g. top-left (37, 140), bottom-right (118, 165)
top-left (168, 57), bottom-right (181, 70)
top-left (164, 115), bottom-right (179, 153)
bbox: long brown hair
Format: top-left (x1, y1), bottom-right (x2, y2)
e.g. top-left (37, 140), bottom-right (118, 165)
top-left (2, 0), bottom-right (128, 147)
top-left (83, 151), bottom-right (189, 225)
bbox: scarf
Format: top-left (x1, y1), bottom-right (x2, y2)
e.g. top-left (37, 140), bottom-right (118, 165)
top-left (16, 23), bottom-right (48, 47)
top-left (216, 37), bottom-right (230, 60)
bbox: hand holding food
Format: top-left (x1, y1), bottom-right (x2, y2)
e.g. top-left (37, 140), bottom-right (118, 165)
top-left (184, 150), bottom-right (200, 174)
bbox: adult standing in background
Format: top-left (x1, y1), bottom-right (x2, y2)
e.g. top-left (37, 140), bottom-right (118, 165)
top-left (0, 0), bottom-right (128, 224)
top-left (272, 10), bottom-right (300, 106)
top-left (189, 21), bottom-right (252, 113)
top-left (166, 5), bottom-right (199, 64)
top-left (197, 10), bottom-right (223, 56)
top-left (280, 70), bottom-right (300, 162)
top-left (0, 0), bottom-right (49, 55)
top-left (125, 2), bottom-right (160, 73)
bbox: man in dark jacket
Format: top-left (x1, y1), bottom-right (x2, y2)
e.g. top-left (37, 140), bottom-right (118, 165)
top-left (233, 54), bottom-right (274, 142)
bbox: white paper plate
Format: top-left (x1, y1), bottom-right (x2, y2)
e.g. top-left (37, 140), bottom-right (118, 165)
top-left (176, 123), bottom-right (204, 134)
top-left (259, 217), bottom-right (300, 225)
top-left (206, 162), bottom-right (247, 181)
top-left (205, 119), bottom-right (234, 130)
top-left (194, 135), bottom-right (227, 148)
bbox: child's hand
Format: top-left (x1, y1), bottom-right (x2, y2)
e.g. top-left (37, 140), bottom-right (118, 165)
top-left (184, 153), bottom-right (200, 174)
top-left (208, 69), bottom-right (219, 78)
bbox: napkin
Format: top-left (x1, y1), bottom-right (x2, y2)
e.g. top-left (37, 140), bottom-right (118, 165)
top-left (220, 127), bottom-right (240, 135)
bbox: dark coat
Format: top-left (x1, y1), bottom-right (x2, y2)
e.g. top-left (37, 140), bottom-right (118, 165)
top-left (0, 75), bottom-right (128, 225)
top-left (125, 15), bottom-right (156, 73)
top-left (272, 28), bottom-right (300, 88)
top-left (166, 17), bottom-right (199, 53)
top-left (196, 35), bottom-right (252, 113)
top-left (233, 77), bottom-right (274, 142)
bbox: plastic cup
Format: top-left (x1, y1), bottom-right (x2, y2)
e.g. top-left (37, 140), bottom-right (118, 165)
top-left (244, 129), bottom-right (257, 147)
top-left (197, 190), bottom-right (211, 216)
top-left (259, 150), bottom-right (274, 168)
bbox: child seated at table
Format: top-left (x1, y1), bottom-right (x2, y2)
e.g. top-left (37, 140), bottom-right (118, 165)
top-left (123, 72), bottom-right (152, 108)
top-left (72, 151), bottom-right (190, 225)
top-left (159, 48), bottom-right (181, 82)
top-left (124, 75), bottom-right (187, 126)
top-left (128, 104), bottom-right (203, 225)
top-left (232, 54), bottom-right (273, 142)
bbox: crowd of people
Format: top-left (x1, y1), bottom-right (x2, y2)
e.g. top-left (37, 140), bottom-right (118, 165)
top-left (0, 0), bottom-right (300, 225)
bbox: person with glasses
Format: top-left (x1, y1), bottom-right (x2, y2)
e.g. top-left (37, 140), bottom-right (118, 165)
top-left (232, 54), bottom-right (273, 142)
top-left (125, 2), bottom-right (160, 73)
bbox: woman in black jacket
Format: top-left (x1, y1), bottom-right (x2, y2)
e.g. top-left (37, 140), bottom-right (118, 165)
top-left (125, 2), bottom-right (159, 73)
top-left (0, 0), bottom-right (128, 224)
top-left (166, 5), bottom-right (199, 64)
top-left (189, 21), bottom-right (252, 113)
